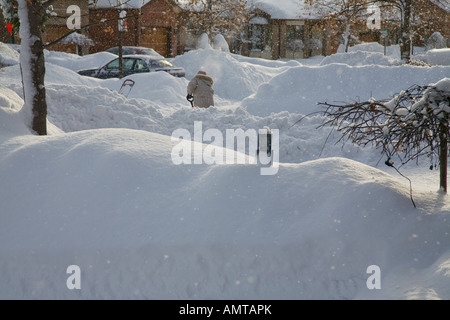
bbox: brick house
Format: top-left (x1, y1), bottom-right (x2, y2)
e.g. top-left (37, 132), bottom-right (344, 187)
top-left (45, 0), bottom-right (91, 55)
top-left (0, 1), bottom-right (91, 54)
top-left (358, 0), bottom-right (450, 49)
top-left (1, 0), bottom-right (447, 59)
top-left (88, 0), bottom-right (185, 57)
top-left (241, 0), bottom-right (449, 60)
top-left (241, 1), bottom-right (332, 60)
top-left (409, 0), bottom-right (449, 47)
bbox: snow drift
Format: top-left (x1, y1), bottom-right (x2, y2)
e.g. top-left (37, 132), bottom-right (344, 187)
top-left (0, 42), bottom-right (19, 67)
top-left (243, 64), bottom-right (450, 116)
top-left (1, 116), bottom-right (449, 299)
top-left (1, 42), bottom-right (450, 300)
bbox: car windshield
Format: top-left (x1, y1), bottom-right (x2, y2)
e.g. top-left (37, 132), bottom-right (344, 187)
top-left (105, 59), bottom-right (119, 70)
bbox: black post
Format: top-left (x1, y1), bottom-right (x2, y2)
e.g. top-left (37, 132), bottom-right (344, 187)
top-left (439, 117), bottom-right (448, 193)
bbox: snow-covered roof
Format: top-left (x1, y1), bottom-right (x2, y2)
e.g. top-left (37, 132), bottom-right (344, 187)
top-left (176, 0), bottom-right (324, 19)
top-left (90, 0), bottom-right (153, 9)
top-left (249, 0), bottom-right (324, 20)
top-left (89, 0), bottom-right (449, 17)
top-left (90, 0), bottom-right (146, 9)
top-left (91, 0), bottom-right (324, 19)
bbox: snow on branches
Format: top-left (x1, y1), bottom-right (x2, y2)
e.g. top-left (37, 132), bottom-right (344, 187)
top-left (316, 78), bottom-right (450, 192)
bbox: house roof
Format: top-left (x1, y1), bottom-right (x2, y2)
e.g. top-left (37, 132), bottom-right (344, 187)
top-left (90, 0), bottom-right (151, 9)
top-left (90, 0), bottom-right (178, 9)
top-left (91, 0), bottom-right (448, 19)
top-left (249, 0), bottom-right (323, 20)
top-left (175, 0), bottom-right (324, 19)
top-left (249, 0), bottom-right (450, 21)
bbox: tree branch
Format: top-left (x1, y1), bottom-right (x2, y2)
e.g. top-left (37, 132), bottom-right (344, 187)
top-left (298, 82), bottom-right (449, 193)
top-left (42, 0), bottom-right (59, 9)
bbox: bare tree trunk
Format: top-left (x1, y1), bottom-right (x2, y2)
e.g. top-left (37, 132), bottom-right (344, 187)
top-left (439, 118), bottom-right (448, 193)
top-left (400, 0), bottom-right (412, 62)
top-left (118, 25), bottom-right (123, 78)
top-left (344, 19), bottom-right (351, 53)
top-left (18, 0), bottom-right (47, 135)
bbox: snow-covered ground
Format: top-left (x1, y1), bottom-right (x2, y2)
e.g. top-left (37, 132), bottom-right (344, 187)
top-left (0, 42), bottom-right (449, 299)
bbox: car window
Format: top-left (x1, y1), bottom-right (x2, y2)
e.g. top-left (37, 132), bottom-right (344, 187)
top-left (123, 58), bottom-right (135, 71)
top-left (106, 58), bottom-right (135, 71)
top-left (134, 59), bottom-right (147, 70)
top-left (105, 58), bottom-right (119, 70)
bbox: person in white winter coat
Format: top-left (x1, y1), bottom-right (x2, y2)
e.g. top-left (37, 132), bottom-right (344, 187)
top-left (186, 70), bottom-right (214, 108)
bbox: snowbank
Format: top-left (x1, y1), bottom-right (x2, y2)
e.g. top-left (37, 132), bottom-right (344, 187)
top-left (413, 48), bottom-right (450, 66)
top-left (37, 82), bottom-right (373, 165)
top-left (338, 42), bottom-right (401, 61)
top-left (320, 50), bottom-right (399, 66)
top-left (0, 86), bottom-right (30, 136)
top-left (0, 42), bottom-right (19, 67)
top-left (1, 118), bottom-right (449, 299)
top-left (1, 43), bottom-right (450, 300)
top-left (45, 50), bottom-right (118, 72)
top-left (172, 48), bottom-right (294, 101)
top-left (242, 64), bottom-right (450, 116)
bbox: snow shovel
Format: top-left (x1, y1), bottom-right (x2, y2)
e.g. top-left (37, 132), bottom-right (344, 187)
top-left (257, 127), bottom-right (273, 157)
top-left (119, 79), bottom-right (135, 98)
top-left (187, 94), bottom-right (194, 108)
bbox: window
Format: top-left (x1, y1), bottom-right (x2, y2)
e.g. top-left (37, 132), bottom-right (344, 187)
top-left (134, 59), bottom-right (147, 70)
top-left (105, 58), bottom-right (119, 70)
top-left (149, 60), bottom-right (161, 68)
top-left (248, 17), bottom-right (269, 52)
top-left (105, 58), bottom-right (135, 71)
top-left (286, 25), bottom-right (305, 54)
top-left (123, 58), bottom-right (135, 71)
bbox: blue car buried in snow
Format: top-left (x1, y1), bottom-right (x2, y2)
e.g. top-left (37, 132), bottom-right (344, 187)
top-left (77, 54), bottom-right (186, 79)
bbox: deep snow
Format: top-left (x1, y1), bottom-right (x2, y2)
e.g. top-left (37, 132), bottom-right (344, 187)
top-left (0, 42), bottom-right (449, 299)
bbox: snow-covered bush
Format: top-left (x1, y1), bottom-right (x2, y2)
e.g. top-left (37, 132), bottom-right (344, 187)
top-left (317, 78), bottom-right (450, 193)
top-left (60, 33), bottom-right (94, 47)
top-left (413, 48), bottom-right (450, 66)
top-left (197, 33), bottom-right (212, 50)
top-left (212, 34), bottom-right (230, 52)
top-left (305, 38), bottom-right (322, 51)
top-left (406, 59), bottom-right (432, 67)
top-left (425, 32), bottom-right (447, 51)
top-left (287, 39), bottom-right (304, 52)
